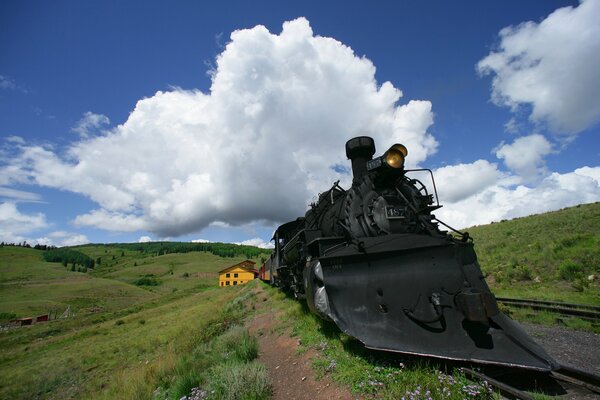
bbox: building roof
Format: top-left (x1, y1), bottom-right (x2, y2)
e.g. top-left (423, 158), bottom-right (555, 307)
top-left (218, 260), bottom-right (256, 274)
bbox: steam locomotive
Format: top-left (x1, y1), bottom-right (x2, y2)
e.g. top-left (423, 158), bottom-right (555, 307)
top-left (260, 136), bottom-right (558, 371)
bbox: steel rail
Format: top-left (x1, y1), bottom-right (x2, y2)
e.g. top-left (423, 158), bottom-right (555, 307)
top-left (497, 297), bottom-right (600, 312)
top-left (553, 364), bottom-right (600, 394)
top-left (461, 368), bottom-right (534, 400)
top-left (497, 298), bottom-right (600, 321)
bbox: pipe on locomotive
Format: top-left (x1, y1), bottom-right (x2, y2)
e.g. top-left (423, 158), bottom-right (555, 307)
top-left (345, 136), bottom-right (376, 185)
top-left (346, 136), bottom-right (409, 185)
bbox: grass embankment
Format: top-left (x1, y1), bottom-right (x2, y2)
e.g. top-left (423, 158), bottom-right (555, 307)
top-left (0, 282), bottom-right (270, 399)
top-left (0, 247), bottom-right (156, 318)
top-left (0, 245), bottom-right (271, 399)
top-left (467, 202), bottom-right (600, 332)
top-left (259, 283), bottom-right (500, 400)
top-left (467, 202), bottom-right (599, 303)
top-left (78, 244), bottom-right (266, 294)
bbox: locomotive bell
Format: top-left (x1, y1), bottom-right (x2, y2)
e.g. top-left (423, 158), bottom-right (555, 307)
top-left (346, 136), bottom-right (376, 184)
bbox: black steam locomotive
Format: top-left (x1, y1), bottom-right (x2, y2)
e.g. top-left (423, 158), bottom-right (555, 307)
top-left (260, 136), bottom-right (557, 371)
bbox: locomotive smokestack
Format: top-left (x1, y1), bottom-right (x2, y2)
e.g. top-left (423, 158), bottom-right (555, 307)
top-left (345, 136), bottom-right (376, 184)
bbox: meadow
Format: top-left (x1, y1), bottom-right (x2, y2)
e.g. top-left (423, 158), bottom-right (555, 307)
top-left (0, 202), bottom-right (598, 399)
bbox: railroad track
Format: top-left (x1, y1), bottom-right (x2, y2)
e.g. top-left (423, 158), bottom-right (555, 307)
top-left (496, 297), bottom-right (600, 322)
top-left (462, 364), bottom-right (600, 399)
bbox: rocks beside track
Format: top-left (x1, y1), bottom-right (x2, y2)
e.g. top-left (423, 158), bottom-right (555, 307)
top-left (521, 322), bottom-right (600, 375)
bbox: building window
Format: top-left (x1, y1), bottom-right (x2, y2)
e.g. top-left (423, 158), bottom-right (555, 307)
top-left (226, 281), bottom-right (230, 286)
top-left (226, 273), bottom-right (230, 278)
top-left (221, 282), bottom-right (224, 286)
top-left (234, 273), bottom-right (238, 278)
top-left (233, 281), bottom-right (237, 285)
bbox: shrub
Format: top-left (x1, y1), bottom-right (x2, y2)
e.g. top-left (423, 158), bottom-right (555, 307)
top-left (134, 277), bottom-right (161, 286)
top-left (215, 326), bottom-right (258, 363)
top-left (558, 261), bottom-right (583, 281)
top-left (514, 265), bottom-right (532, 281)
top-left (115, 320), bottom-right (125, 326)
top-left (0, 312), bottom-right (17, 322)
top-left (206, 360), bottom-right (271, 400)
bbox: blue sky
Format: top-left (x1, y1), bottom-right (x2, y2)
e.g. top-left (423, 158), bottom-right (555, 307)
top-left (1, 0), bottom-right (599, 247)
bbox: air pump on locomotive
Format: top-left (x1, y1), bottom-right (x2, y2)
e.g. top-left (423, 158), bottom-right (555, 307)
top-left (259, 136), bottom-right (558, 371)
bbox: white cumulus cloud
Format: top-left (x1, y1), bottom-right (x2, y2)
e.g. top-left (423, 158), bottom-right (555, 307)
top-left (432, 160), bottom-right (504, 203)
top-left (72, 111), bottom-right (111, 138)
top-left (495, 134), bottom-right (553, 182)
top-left (435, 166), bottom-right (600, 229)
top-left (236, 237), bottom-right (274, 249)
top-left (2, 18), bottom-right (437, 238)
top-left (477, 0), bottom-right (600, 135)
top-left (0, 202), bottom-right (48, 243)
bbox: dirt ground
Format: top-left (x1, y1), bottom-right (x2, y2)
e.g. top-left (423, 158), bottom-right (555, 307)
top-left (246, 287), bottom-right (599, 400)
top-left (246, 290), bottom-right (356, 400)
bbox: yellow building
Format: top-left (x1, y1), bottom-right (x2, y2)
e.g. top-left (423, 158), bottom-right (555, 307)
top-left (218, 260), bottom-right (257, 287)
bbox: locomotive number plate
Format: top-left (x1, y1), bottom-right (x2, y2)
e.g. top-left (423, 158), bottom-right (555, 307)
top-left (385, 206), bottom-right (407, 219)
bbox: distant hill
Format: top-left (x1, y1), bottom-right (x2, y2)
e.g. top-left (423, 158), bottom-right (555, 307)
top-left (0, 242), bottom-right (269, 320)
top-left (466, 202), bottom-right (599, 304)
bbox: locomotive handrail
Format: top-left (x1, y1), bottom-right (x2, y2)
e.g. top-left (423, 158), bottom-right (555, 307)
top-left (405, 168), bottom-right (439, 206)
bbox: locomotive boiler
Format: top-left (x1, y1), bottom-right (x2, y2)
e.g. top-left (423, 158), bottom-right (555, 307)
top-left (260, 136), bottom-right (558, 371)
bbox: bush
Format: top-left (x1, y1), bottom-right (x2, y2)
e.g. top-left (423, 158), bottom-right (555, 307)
top-left (558, 261), bottom-right (584, 281)
top-left (514, 265), bottom-right (532, 281)
top-left (0, 312), bottom-right (17, 322)
top-left (214, 326), bottom-right (259, 363)
top-left (115, 320), bottom-right (125, 326)
top-left (206, 361), bottom-right (271, 400)
top-left (134, 277), bottom-right (161, 286)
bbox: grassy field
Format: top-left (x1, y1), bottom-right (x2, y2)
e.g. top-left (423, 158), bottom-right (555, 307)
top-left (0, 247), bottom-right (157, 318)
top-left (0, 281), bottom-right (269, 399)
top-left (0, 203), bottom-right (598, 398)
top-left (0, 245), bottom-right (271, 399)
top-left (467, 202), bottom-right (600, 305)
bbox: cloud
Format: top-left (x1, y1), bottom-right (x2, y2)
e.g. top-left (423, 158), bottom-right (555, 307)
top-left (0, 202), bottom-right (48, 242)
top-left (495, 134), bottom-right (553, 182)
top-left (477, 0), bottom-right (600, 135)
top-left (0, 75), bottom-right (17, 90)
top-left (191, 238), bottom-right (210, 243)
top-left (432, 160), bottom-right (504, 203)
top-left (0, 75), bottom-right (29, 94)
top-left (138, 235), bottom-right (153, 243)
top-left (0, 187), bottom-right (42, 202)
top-left (47, 231), bottom-right (90, 247)
top-left (71, 111), bottom-right (110, 138)
top-left (236, 237), bottom-right (274, 249)
top-left (2, 18), bottom-right (437, 238)
top-left (435, 165), bottom-right (600, 229)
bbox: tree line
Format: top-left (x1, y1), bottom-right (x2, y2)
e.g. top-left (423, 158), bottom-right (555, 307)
top-left (42, 248), bottom-right (95, 270)
top-left (98, 241), bottom-right (271, 259)
top-left (0, 242), bottom-right (57, 250)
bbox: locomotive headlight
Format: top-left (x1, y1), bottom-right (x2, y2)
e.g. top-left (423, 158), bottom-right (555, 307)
top-left (384, 144), bottom-right (407, 169)
top-left (366, 143), bottom-right (409, 172)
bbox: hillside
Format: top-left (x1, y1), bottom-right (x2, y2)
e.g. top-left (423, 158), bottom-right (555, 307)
top-left (0, 243), bottom-right (269, 320)
top-left (467, 202), bottom-right (600, 304)
top-left (0, 245), bottom-right (270, 400)
top-left (0, 208), bottom-right (598, 399)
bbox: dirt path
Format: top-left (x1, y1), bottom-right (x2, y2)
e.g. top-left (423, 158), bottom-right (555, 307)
top-left (247, 290), bottom-right (355, 400)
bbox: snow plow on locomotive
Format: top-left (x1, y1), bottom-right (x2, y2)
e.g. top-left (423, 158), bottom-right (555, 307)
top-left (260, 136), bottom-right (558, 372)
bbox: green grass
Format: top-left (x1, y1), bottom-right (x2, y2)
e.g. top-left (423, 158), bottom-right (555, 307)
top-left (78, 245), bottom-right (264, 293)
top-left (0, 247), bottom-right (156, 317)
top-left (466, 202), bottom-right (600, 305)
top-left (0, 245), bottom-right (271, 399)
top-left (260, 283), bottom-right (499, 400)
top-left (0, 283), bottom-right (269, 400)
